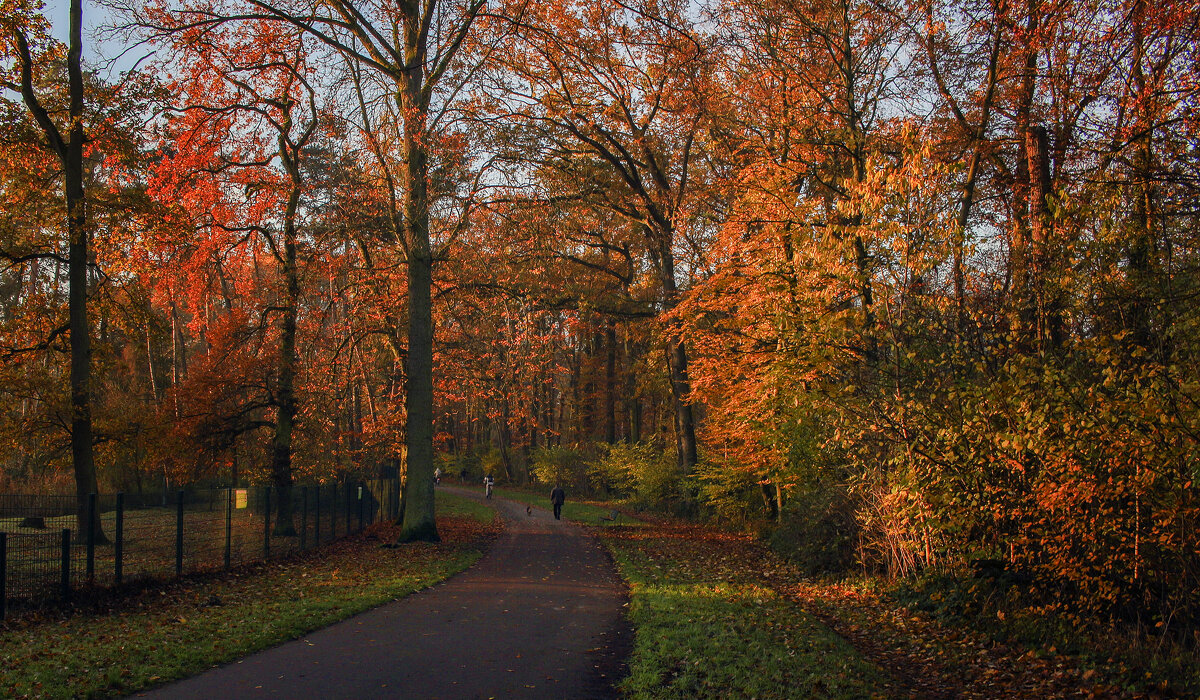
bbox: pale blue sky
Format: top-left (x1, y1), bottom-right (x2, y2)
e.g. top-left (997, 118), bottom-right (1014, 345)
top-left (43, 0), bottom-right (150, 77)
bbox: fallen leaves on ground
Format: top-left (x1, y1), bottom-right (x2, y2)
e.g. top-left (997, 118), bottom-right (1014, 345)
top-left (599, 522), bottom-right (1176, 699)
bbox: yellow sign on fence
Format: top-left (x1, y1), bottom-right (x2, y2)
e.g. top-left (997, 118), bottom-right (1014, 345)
top-left (234, 489), bottom-right (248, 509)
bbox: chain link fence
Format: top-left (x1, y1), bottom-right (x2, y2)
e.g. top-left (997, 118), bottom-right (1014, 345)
top-left (0, 478), bottom-right (402, 617)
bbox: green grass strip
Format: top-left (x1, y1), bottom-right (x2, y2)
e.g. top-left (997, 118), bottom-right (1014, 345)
top-left (605, 534), bottom-right (890, 699)
top-left (0, 492), bottom-right (496, 699)
top-left (435, 488), bottom-right (497, 521)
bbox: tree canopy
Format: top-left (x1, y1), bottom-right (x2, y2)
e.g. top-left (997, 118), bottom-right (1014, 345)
top-left (1, 0), bottom-right (1198, 626)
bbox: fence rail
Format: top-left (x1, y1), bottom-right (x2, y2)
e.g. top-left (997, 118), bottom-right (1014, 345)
top-left (0, 478), bottom-right (402, 615)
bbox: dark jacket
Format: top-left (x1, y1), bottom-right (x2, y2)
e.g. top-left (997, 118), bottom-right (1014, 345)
top-left (550, 486), bottom-right (565, 505)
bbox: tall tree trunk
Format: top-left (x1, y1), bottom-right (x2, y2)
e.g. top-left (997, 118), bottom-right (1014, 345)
top-left (626, 335), bottom-right (642, 444)
top-left (570, 340), bottom-right (582, 443)
top-left (1026, 125), bottom-right (1064, 350)
top-left (1009, 0), bottom-right (1039, 347)
top-left (266, 92), bottom-right (316, 537)
top-left (656, 238), bottom-right (698, 470)
top-left (604, 322), bottom-right (617, 444)
top-left (16, 0), bottom-right (104, 542)
top-left (397, 51), bottom-right (438, 541)
top-left (270, 207), bottom-right (300, 537)
top-left (63, 0), bottom-right (100, 542)
top-left (1127, 0), bottom-right (1158, 354)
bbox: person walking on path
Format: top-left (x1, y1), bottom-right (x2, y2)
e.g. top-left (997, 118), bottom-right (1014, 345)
top-left (550, 484), bottom-right (565, 520)
top-left (485, 473), bottom-right (495, 499)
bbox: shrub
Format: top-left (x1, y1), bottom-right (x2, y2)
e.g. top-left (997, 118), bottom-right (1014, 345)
top-left (590, 442), bottom-right (688, 510)
top-left (691, 457), bottom-right (761, 524)
top-left (769, 486), bottom-right (859, 576)
top-left (529, 446), bottom-right (590, 491)
top-left (478, 448), bottom-right (509, 482)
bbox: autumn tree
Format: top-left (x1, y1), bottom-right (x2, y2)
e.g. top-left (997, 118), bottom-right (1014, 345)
top-left (481, 0), bottom-right (715, 472)
top-left (0, 0), bottom-right (112, 536)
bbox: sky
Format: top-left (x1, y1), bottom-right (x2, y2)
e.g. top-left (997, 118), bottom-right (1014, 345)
top-left (43, 0), bottom-right (151, 78)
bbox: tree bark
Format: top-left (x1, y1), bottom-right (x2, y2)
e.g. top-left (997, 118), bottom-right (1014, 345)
top-left (397, 33), bottom-right (438, 541)
top-left (604, 322), bottom-right (617, 444)
top-left (653, 234), bottom-right (698, 470)
top-left (16, 0), bottom-right (104, 542)
top-left (270, 185), bottom-right (301, 537)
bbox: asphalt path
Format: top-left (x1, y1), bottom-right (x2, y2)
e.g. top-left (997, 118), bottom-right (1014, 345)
top-left (135, 487), bottom-right (632, 699)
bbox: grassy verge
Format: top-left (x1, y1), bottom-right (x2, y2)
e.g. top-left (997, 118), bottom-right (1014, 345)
top-left (0, 492), bottom-right (498, 699)
top-left (492, 486), bottom-right (643, 527)
top-left (599, 524), bottom-right (890, 699)
top-left (435, 488), bottom-right (497, 521)
top-left (598, 513), bottom-right (1176, 698)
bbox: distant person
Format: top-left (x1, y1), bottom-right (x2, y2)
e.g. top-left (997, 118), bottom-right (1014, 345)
top-left (434, 467), bottom-right (442, 485)
top-left (484, 473), bottom-right (495, 499)
top-left (550, 484), bottom-right (565, 520)
top-left (460, 468), bottom-right (467, 484)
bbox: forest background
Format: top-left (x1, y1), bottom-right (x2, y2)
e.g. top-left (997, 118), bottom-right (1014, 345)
top-left (1, 0), bottom-right (1198, 647)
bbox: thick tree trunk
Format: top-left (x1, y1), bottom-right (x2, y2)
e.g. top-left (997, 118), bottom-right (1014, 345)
top-left (67, 107), bottom-right (101, 541)
top-left (267, 100), bottom-right (314, 538)
top-left (16, 0), bottom-right (104, 543)
top-left (397, 67), bottom-right (438, 542)
top-left (270, 221), bottom-right (299, 537)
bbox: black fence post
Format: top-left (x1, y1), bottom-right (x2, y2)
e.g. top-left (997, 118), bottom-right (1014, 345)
top-left (60, 528), bottom-right (71, 600)
top-left (1, 532), bottom-right (7, 620)
top-left (358, 482), bottom-right (365, 532)
top-left (345, 482), bottom-right (352, 535)
top-left (224, 488), bottom-right (232, 570)
top-left (175, 490), bottom-right (185, 577)
top-left (315, 485), bottom-right (321, 545)
top-left (263, 487), bottom-right (271, 559)
top-left (300, 486), bottom-right (308, 550)
top-left (115, 493), bottom-right (124, 586)
top-left (330, 484), bottom-right (337, 540)
top-left (85, 493), bottom-right (96, 584)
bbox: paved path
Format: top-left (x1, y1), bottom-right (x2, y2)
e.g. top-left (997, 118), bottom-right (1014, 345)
top-left (137, 488), bottom-right (631, 699)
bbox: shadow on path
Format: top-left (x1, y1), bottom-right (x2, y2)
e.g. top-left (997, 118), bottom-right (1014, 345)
top-left (136, 487), bottom-right (632, 699)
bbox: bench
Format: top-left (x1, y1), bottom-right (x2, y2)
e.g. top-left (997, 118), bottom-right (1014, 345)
top-left (600, 509), bottom-right (620, 522)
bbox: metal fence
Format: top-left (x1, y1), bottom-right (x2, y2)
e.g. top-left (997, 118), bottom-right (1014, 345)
top-left (0, 478), bottom-right (402, 617)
